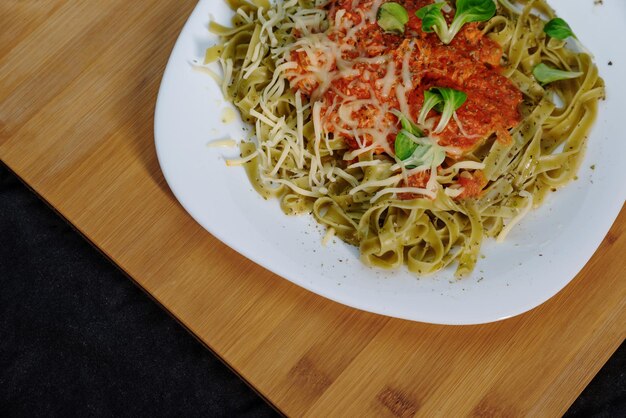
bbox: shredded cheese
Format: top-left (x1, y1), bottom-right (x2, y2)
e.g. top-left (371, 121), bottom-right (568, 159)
top-left (497, 191), bottom-right (534, 242)
top-left (207, 139), bottom-right (237, 148)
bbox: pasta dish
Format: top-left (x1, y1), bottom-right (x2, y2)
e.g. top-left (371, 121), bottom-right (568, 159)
top-left (205, 0), bottom-right (604, 277)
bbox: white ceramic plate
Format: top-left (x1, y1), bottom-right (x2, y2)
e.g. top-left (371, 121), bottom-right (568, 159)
top-left (155, 0), bottom-right (626, 324)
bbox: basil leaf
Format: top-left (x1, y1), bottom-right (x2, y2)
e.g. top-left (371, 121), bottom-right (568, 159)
top-left (434, 87), bottom-right (467, 133)
top-left (416, 3), bottom-right (447, 35)
top-left (392, 110), bottom-right (424, 137)
top-left (544, 17), bottom-right (576, 41)
top-left (395, 128), bottom-right (446, 170)
top-left (418, 87), bottom-right (467, 132)
top-left (417, 0), bottom-right (495, 44)
top-left (377, 2), bottom-right (409, 35)
top-left (418, 90), bottom-right (444, 125)
top-left (437, 87), bottom-right (467, 110)
top-left (395, 129), bottom-right (419, 160)
top-left (403, 139), bottom-right (446, 169)
top-left (454, 0), bottom-right (496, 24)
top-left (418, 145), bottom-right (446, 168)
top-left (533, 63), bottom-right (583, 85)
top-left (448, 0), bottom-right (496, 43)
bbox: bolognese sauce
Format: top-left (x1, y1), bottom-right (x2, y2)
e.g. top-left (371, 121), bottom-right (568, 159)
top-left (286, 0), bottom-right (523, 199)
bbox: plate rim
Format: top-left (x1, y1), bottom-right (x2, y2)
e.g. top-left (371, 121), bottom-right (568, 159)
top-left (154, 0), bottom-right (626, 325)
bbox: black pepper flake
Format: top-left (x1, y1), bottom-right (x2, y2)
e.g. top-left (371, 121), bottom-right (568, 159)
top-left (608, 61), bottom-right (613, 66)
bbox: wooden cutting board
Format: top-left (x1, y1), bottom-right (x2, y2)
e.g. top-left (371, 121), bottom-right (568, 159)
top-left (2, 1), bottom-right (624, 416)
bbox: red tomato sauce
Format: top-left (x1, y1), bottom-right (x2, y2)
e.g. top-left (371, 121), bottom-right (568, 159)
top-left (456, 170), bottom-right (488, 199)
top-left (286, 0), bottom-right (523, 199)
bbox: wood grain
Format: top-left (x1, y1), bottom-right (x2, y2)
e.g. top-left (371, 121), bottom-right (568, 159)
top-left (1, 1), bottom-right (624, 416)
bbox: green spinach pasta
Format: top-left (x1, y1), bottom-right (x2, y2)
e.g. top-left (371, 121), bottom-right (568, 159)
top-left (204, 0), bottom-right (604, 277)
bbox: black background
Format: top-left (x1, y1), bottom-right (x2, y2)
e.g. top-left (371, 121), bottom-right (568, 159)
top-left (1, 164), bottom-right (624, 417)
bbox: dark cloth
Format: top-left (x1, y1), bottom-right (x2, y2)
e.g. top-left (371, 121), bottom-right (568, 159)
top-left (0, 163), bottom-right (623, 417)
top-left (0, 165), bottom-right (278, 417)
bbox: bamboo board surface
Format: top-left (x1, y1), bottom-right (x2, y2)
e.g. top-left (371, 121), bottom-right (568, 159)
top-left (1, 1), bottom-right (625, 416)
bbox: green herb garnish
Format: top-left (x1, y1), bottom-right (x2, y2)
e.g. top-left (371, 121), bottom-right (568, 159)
top-left (543, 18), bottom-right (576, 41)
top-left (377, 2), bottom-right (409, 35)
top-left (393, 111), bottom-right (445, 169)
top-left (395, 129), bottom-right (446, 169)
top-left (392, 110), bottom-right (423, 160)
top-left (416, 3), bottom-right (447, 38)
top-left (533, 63), bottom-right (583, 85)
top-left (418, 87), bottom-right (467, 133)
top-left (392, 110), bottom-right (424, 138)
top-left (395, 130), bottom-right (419, 160)
top-left (416, 0), bottom-right (496, 45)
top-left (418, 90), bottom-right (444, 125)
top-left (543, 17), bottom-right (592, 56)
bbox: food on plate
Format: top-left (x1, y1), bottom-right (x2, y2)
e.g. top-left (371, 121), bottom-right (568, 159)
top-left (205, 0), bottom-right (604, 277)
